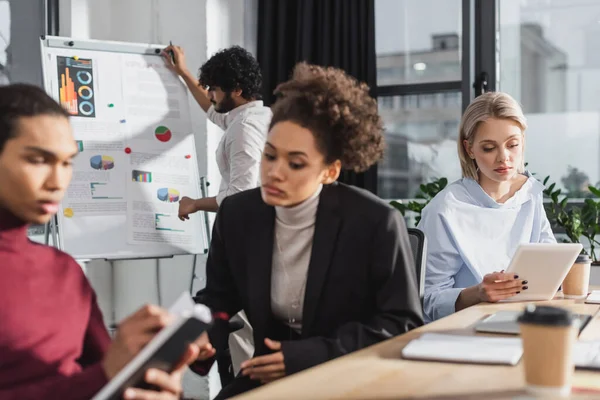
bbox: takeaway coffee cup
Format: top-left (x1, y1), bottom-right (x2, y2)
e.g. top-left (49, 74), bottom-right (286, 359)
top-left (562, 254), bottom-right (591, 299)
top-left (518, 305), bottom-right (577, 398)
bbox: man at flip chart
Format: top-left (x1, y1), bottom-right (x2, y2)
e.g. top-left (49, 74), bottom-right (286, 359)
top-left (163, 44), bottom-right (271, 216)
top-left (164, 44), bottom-right (271, 381)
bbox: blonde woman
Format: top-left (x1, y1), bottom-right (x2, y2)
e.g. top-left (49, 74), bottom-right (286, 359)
top-left (418, 92), bottom-right (556, 323)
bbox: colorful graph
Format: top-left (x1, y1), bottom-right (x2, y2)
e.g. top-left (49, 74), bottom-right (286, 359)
top-left (157, 188), bottom-right (180, 203)
top-left (59, 66), bottom-right (77, 114)
top-left (90, 155), bottom-right (115, 170)
top-left (90, 182), bottom-right (122, 199)
top-left (155, 126), bottom-right (172, 142)
top-left (132, 170), bottom-right (152, 183)
top-left (76, 140), bottom-right (84, 152)
top-left (155, 213), bottom-right (185, 232)
top-left (57, 56), bottom-right (95, 118)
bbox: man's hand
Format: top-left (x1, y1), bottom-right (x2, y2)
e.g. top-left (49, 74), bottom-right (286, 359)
top-left (162, 45), bottom-right (190, 77)
top-left (162, 44), bottom-right (212, 112)
top-left (478, 271), bottom-right (527, 303)
top-left (122, 343), bottom-right (200, 400)
top-left (240, 338), bottom-right (286, 384)
top-left (178, 196), bottom-right (198, 221)
top-left (194, 332), bottom-right (216, 361)
top-left (102, 305), bottom-right (173, 380)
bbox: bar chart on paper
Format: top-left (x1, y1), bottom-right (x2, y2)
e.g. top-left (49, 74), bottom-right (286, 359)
top-left (155, 213), bottom-right (185, 232)
top-left (91, 182), bottom-right (123, 200)
top-left (132, 170), bottom-right (152, 182)
top-left (57, 56), bottom-right (96, 117)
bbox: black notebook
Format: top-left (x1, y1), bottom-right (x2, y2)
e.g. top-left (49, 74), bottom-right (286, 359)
top-left (92, 293), bottom-right (212, 400)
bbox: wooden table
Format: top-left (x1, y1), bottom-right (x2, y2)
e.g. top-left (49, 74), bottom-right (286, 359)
top-left (235, 297), bottom-right (600, 399)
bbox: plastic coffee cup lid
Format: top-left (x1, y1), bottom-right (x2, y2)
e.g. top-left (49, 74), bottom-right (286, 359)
top-left (517, 304), bottom-right (574, 327)
top-left (575, 253), bottom-right (591, 263)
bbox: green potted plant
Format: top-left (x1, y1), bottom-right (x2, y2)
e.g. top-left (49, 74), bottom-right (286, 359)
top-left (543, 177), bottom-right (600, 263)
top-left (390, 177), bottom-right (448, 226)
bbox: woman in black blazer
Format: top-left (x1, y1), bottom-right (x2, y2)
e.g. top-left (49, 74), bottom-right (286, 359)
top-left (193, 63), bottom-right (423, 398)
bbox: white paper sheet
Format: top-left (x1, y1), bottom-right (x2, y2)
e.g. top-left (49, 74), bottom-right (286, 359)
top-left (126, 136), bottom-right (199, 251)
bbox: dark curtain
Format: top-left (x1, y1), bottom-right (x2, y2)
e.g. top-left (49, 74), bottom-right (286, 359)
top-left (257, 0), bottom-right (379, 194)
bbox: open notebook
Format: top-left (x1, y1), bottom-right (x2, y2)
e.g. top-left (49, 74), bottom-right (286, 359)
top-left (402, 333), bottom-right (600, 369)
top-left (92, 292), bottom-right (212, 400)
top-left (401, 333), bottom-right (523, 365)
top-left (574, 341), bottom-right (600, 370)
top-left (585, 290), bottom-right (600, 304)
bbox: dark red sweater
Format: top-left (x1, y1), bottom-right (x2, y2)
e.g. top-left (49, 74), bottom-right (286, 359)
top-left (0, 209), bottom-right (111, 400)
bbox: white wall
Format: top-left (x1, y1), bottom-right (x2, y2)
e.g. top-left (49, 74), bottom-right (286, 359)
top-left (59, 1), bottom-right (252, 398)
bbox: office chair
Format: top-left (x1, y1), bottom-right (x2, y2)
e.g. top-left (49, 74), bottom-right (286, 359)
top-left (407, 228), bottom-right (427, 301)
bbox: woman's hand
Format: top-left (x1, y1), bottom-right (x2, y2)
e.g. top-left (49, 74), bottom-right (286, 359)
top-left (478, 271), bottom-right (528, 303)
top-left (240, 339), bottom-right (286, 384)
top-left (456, 271), bottom-right (528, 311)
top-left (122, 344), bottom-right (200, 400)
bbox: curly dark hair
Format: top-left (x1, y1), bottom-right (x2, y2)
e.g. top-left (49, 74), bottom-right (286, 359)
top-left (198, 46), bottom-right (262, 100)
top-left (270, 63), bottom-right (385, 172)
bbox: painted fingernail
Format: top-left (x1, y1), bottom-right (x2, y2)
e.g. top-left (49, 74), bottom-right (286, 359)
top-left (517, 291), bottom-right (521, 294)
top-left (523, 286), bottom-right (528, 290)
top-left (522, 280), bottom-right (528, 285)
top-left (514, 275), bottom-right (519, 279)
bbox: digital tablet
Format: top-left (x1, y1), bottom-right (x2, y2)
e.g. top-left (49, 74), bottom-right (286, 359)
top-left (92, 297), bottom-right (212, 400)
top-left (503, 243), bottom-right (583, 302)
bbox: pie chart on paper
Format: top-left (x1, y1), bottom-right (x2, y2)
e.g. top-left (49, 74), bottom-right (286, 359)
top-left (90, 155), bottom-right (115, 170)
top-left (157, 188), bottom-right (180, 203)
top-left (155, 125), bottom-right (172, 142)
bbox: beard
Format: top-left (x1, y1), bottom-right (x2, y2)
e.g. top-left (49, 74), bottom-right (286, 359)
top-left (213, 93), bottom-right (237, 113)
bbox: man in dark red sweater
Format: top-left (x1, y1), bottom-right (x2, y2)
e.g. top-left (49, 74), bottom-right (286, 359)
top-left (0, 84), bottom-right (213, 400)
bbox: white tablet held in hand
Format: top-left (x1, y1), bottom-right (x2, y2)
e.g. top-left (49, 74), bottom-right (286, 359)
top-left (503, 243), bottom-right (583, 302)
top-left (91, 293), bottom-right (212, 400)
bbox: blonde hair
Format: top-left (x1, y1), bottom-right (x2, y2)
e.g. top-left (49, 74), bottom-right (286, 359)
top-left (458, 92), bottom-right (527, 180)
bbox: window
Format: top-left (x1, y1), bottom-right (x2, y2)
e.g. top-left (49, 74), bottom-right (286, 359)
top-left (380, 96), bottom-right (395, 110)
top-left (375, 0), bottom-right (464, 199)
top-left (499, 0), bottom-right (600, 197)
top-left (375, 0), bottom-right (462, 86)
top-left (378, 93), bottom-right (462, 199)
top-left (0, 1), bottom-right (9, 85)
top-left (443, 91), bottom-right (461, 108)
top-left (0, 0), bottom-right (45, 86)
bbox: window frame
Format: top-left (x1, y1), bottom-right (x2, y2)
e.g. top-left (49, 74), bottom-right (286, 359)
top-left (375, 0), bottom-right (500, 199)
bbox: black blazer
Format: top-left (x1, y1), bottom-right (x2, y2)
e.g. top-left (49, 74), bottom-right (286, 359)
top-left (198, 182), bottom-right (423, 375)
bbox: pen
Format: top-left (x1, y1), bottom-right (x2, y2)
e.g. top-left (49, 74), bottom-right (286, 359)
top-left (169, 40), bottom-right (176, 64)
